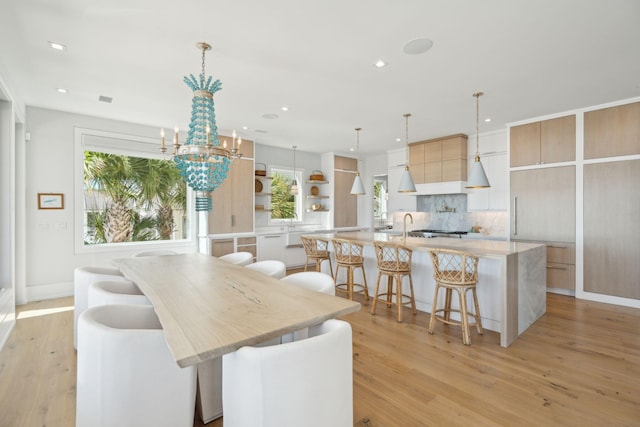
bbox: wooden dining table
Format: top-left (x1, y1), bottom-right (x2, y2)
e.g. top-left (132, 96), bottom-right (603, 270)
top-left (113, 253), bottom-right (361, 368)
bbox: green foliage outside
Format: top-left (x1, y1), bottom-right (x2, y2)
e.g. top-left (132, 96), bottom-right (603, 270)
top-left (83, 151), bottom-right (187, 244)
top-left (270, 171), bottom-right (295, 219)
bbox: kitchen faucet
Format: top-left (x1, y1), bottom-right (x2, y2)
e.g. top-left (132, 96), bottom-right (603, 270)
top-left (403, 213), bottom-right (413, 243)
top-left (288, 212), bottom-right (298, 231)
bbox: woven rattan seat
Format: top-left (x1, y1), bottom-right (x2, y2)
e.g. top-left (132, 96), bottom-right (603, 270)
top-left (428, 249), bottom-right (483, 345)
top-left (370, 241), bottom-right (416, 322)
top-left (301, 236), bottom-right (334, 278)
top-left (332, 238), bottom-right (369, 301)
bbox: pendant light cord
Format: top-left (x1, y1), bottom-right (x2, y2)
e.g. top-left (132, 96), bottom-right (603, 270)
top-left (403, 113), bottom-right (411, 165)
top-left (473, 92), bottom-right (483, 158)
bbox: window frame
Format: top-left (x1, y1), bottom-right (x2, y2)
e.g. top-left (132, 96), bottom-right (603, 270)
top-left (73, 127), bottom-right (196, 254)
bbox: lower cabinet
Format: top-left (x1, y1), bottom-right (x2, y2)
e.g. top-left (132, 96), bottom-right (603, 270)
top-left (284, 246), bottom-right (307, 268)
top-left (210, 236), bottom-right (257, 261)
top-left (257, 234), bottom-right (285, 262)
top-left (546, 243), bottom-right (575, 292)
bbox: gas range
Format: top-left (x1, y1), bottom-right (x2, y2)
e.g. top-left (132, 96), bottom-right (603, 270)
top-left (407, 229), bottom-right (468, 239)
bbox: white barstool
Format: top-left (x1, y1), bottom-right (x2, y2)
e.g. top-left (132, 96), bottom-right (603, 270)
top-left (88, 280), bottom-right (151, 308)
top-left (132, 249), bottom-right (177, 257)
top-left (76, 304), bottom-right (196, 427)
top-left (222, 319), bottom-right (353, 427)
top-left (245, 260), bottom-right (286, 278)
top-left (73, 266), bottom-right (131, 349)
top-left (219, 251), bottom-right (254, 266)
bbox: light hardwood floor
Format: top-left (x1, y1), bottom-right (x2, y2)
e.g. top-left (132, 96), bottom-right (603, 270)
top-left (1, 292), bottom-right (639, 427)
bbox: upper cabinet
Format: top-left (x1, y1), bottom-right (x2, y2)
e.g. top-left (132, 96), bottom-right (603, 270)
top-left (409, 134), bottom-right (467, 183)
top-left (584, 101), bottom-right (640, 159)
top-left (510, 115), bottom-right (575, 167)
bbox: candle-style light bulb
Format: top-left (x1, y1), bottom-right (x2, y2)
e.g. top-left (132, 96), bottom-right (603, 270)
top-left (237, 137), bottom-right (242, 147)
top-left (206, 125), bottom-right (211, 145)
top-left (160, 128), bottom-right (166, 151)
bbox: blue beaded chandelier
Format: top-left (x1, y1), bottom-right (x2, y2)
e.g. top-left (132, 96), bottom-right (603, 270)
top-left (161, 42), bottom-right (240, 211)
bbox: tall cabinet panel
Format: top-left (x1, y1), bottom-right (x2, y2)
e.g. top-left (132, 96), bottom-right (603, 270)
top-left (334, 155), bottom-right (357, 228)
top-left (584, 160), bottom-right (640, 299)
top-left (584, 101), bottom-right (640, 159)
top-left (208, 140), bottom-right (254, 234)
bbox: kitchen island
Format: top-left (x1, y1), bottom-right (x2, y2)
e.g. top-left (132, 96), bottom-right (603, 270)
top-left (311, 232), bottom-right (546, 347)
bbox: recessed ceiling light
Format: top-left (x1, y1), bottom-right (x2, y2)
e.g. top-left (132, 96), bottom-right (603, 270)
top-left (375, 60), bottom-right (387, 68)
top-left (484, 118), bottom-right (492, 123)
top-left (350, 147), bottom-right (355, 152)
top-left (262, 113), bottom-right (279, 120)
top-left (48, 41), bottom-right (66, 51)
top-left (281, 106), bottom-right (289, 111)
top-left (242, 126), bottom-right (249, 130)
top-left (57, 88), bottom-right (67, 94)
top-left (396, 138), bottom-right (401, 142)
top-left (402, 38), bottom-right (434, 55)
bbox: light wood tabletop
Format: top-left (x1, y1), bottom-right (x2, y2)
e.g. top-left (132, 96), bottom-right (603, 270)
top-left (114, 253), bottom-right (360, 367)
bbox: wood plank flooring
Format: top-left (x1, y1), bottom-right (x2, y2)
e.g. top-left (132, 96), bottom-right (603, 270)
top-left (1, 292), bottom-right (638, 427)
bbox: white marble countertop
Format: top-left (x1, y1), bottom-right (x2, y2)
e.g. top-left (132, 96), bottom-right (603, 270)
top-left (310, 231), bottom-right (543, 258)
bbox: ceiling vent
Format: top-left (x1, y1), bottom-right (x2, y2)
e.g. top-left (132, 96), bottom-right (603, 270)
top-left (98, 95), bottom-right (113, 103)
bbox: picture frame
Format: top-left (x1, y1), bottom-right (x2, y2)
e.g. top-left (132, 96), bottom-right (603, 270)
top-left (38, 193), bottom-right (64, 210)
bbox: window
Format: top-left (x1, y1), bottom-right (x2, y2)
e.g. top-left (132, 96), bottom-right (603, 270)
top-left (75, 128), bottom-right (193, 252)
top-left (269, 167), bottom-right (302, 222)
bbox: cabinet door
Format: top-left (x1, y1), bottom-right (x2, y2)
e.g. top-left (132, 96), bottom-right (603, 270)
top-left (258, 234), bottom-right (285, 262)
top-left (209, 158), bottom-right (253, 234)
top-left (211, 239), bottom-right (234, 257)
top-left (584, 159), bottom-right (640, 299)
top-left (408, 144), bottom-right (425, 184)
top-left (510, 166), bottom-right (575, 242)
top-left (510, 122), bottom-right (541, 167)
top-left (540, 115), bottom-right (575, 163)
top-left (584, 101), bottom-right (640, 159)
top-left (334, 170), bottom-right (357, 227)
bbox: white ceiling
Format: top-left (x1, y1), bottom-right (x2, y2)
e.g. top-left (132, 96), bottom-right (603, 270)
top-left (1, 0), bottom-right (639, 156)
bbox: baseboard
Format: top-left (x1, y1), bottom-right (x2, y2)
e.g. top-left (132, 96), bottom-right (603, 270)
top-left (26, 281), bottom-right (74, 303)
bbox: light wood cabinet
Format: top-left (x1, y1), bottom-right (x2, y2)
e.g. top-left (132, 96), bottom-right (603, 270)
top-left (409, 134), bottom-right (467, 184)
top-left (510, 115), bottom-right (575, 167)
top-left (584, 101), bottom-right (640, 159)
top-left (510, 166), bottom-right (575, 242)
top-left (334, 169), bottom-right (357, 227)
top-left (208, 157), bottom-right (254, 234)
top-left (210, 238), bottom-right (234, 257)
top-left (584, 159), bottom-right (640, 299)
top-left (546, 243), bottom-right (575, 291)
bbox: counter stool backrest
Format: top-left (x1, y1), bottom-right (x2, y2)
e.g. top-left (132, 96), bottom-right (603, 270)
top-left (429, 249), bottom-right (478, 285)
top-left (374, 241), bottom-right (412, 273)
top-left (301, 236), bottom-right (330, 257)
top-left (332, 238), bottom-right (364, 265)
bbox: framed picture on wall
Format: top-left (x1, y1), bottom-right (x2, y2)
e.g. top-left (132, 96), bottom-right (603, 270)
top-left (38, 193), bottom-right (64, 210)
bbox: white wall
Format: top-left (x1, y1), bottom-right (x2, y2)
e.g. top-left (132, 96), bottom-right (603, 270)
top-left (24, 107), bottom-right (195, 302)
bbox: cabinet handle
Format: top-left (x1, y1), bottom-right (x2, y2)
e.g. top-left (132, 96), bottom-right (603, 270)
top-left (547, 245), bottom-right (567, 249)
top-left (264, 235), bottom-right (282, 239)
top-left (231, 215), bottom-right (235, 226)
top-left (547, 265), bottom-right (568, 270)
top-left (513, 196), bottom-right (518, 235)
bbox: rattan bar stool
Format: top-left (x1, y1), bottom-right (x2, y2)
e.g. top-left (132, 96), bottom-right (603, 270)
top-left (301, 236), bottom-right (334, 278)
top-left (370, 241), bottom-right (417, 322)
top-left (428, 249), bottom-right (483, 345)
top-left (332, 238), bottom-right (369, 301)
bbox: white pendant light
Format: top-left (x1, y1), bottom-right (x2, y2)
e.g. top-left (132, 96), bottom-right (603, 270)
top-left (350, 127), bottom-right (365, 195)
top-left (466, 92), bottom-right (490, 188)
top-left (291, 145), bottom-right (299, 195)
top-left (398, 113), bottom-right (417, 193)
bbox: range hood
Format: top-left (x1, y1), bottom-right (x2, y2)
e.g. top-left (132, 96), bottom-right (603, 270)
top-left (414, 181), bottom-right (468, 195)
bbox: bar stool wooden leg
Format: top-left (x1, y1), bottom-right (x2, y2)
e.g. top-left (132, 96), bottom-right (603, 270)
top-left (395, 273), bottom-right (403, 322)
top-left (359, 265), bottom-right (369, 301)
top-left (408, 275), bottom-right (417, 315)
top-left (472, 287), bottom-right (484, 334)
top-left (428, 283), bottom-right (440, 335)
top-left (444, 288), bottom-right (453, 322)
top-left (458, 287), bottom-right (471, 345)
top-left (347, 266), bottom-right (354, 301)
top-left (370, 272), bottom-right (383, 315)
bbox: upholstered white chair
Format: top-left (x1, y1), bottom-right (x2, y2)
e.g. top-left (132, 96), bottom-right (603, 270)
top-left (88, 280), bottom-right (151, 308)
top-left (245, 260), bottom-right (286, 278)
top-left (222, 319), bottom-right (353, 427)
top-left (219, 251), bottom-right (254, 266)
top-left (73, 266), bottom-right (131, 349)
top-left (76, 304), bottom-right (196, 427)
top-left (132, 249), bottom-right (177, 257)
top-left (281, 271), bottom-right (335, 295)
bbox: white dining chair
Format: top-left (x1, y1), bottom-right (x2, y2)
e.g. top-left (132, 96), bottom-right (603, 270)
top-left (219, 251), bottom-right (254, 266)
top-left (222, 319), bottom-right (353, 427)
top-left (245, 260), bottom-right (286, 278)
top-left (76, 304), bottom-right (196, 427)
top-left (281, 271), bottom-right (335, 295)
top-left (280, 271), bottom-right (337, 343)
top-left (132, 249), bottom-right (177, 257)
top-left (73, 266), bottom-right (131, 349)
top-left (88, 280), bottom-right (151, 308)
